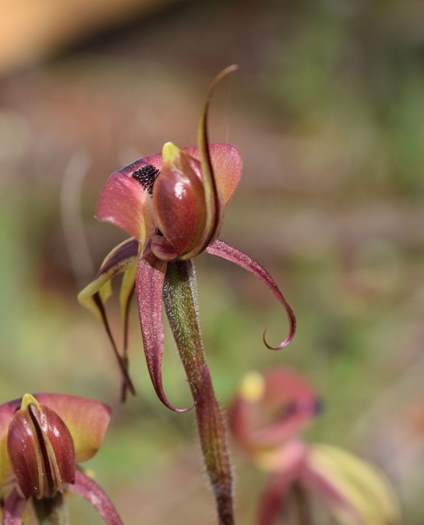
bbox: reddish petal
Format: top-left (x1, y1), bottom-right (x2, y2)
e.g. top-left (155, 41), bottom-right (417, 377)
top-left (96, 153), bottom-right (161, 242)
top-left (2, 489), bottom-right (26, 525)
top-left (206, 240), bottom-right (296, 349)
top-left (0, 399), bottom-right (21, 488)
top-left (256, 470), bottom-right (299, 525)
top-left (135, 255), bottom-right (189, 412)
top-left (98, 144), bottom-right (241, 249)
top-left (120, 267), bottom-right (136, 403)
top-left (229, 370), bottom-right (319, 454)
top-left (150, 234), bottom-right (179, 261)
top-left (252, 369), bottom-right (320, 448)
top-left (185, 144), bottom-right (242, 208)
top-left (34, 394), bottom-right (111, 464)
top-left (68, 470), bottom-right (123, 525)
top-left (301, 461), bottom-right (362, 522)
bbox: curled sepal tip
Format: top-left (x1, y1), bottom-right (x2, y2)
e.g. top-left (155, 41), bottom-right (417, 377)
top-left (135, 254), bottom-right (191, 413)
top-left (206, 240), bottom-right (296, 350)
top-left (196, 65), bottom-right (239, 255)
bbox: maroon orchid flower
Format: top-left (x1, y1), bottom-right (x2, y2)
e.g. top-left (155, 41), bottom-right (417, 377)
top-left (0, 393), bottom-right (122, 525)
top-left (229, 369), bottom-right (399, 525)
top-left (78, 66), bottom-right (296, 524)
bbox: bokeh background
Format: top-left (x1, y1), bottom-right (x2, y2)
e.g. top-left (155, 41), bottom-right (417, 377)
top-left (1, 1), bottom-right (424, 523)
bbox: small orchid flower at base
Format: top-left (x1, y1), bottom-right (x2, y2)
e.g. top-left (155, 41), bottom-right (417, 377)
top-left (78, 66), bottom-right (296, 524)
top-left (0, 393), bottom-right (122, 525)
top-left (229, 369), bottom-right (400, 525)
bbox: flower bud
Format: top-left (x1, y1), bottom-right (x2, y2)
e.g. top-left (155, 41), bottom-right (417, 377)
top-left (7, 394), bottom-right (75, 499)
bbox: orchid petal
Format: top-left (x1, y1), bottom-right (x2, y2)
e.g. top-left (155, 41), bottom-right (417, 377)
top-left (150, 234), bottom-right (179, 261)
top-left (206, 240), bottom-right (296, 349)
top-left (229, 370), bottom-right (318, 455)
top-left (78, 238), bottom-right (139, 318)
top-left (302, 445), bottom-right (399, 525)
top-left (153, 143), bottom-right (206, 258)
top-left (119, 260), bottom-right (136, 350)
top-left (185, 143), bottom-right (242, 208)
top-left (256, 468), bottom-right (301, 525)
top-left (164, 260), bottom-right (234, 525)
top-left (2, 488), bottom-right (26, 525)
top-left (0, 400), bottom-right (21, 489)
top-left (78, 239), bottom-right (138, 397)
top-left (252, 369), bottom-right (319, 448)
top-left (196, 65), bottom-right (238, 254)
top-left (68, 470), bottom-right (123, 525)
top-left (34, 394), bottom-right (111, 464)
top-left (119, 261), bottom-right (136, 402)
top-left (96, 154), bottom-right (161, 244)
top-left (135, 254), bottom-right (189, 413)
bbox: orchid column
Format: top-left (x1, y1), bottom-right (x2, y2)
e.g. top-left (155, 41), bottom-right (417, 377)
top-left (79, 66), bottom-right (296, 524)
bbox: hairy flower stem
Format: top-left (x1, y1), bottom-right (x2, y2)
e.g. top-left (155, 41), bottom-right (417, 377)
top-left (164, 260), bottom-right (234, 525)
top-left (33, 494), bottom-right (68, 525)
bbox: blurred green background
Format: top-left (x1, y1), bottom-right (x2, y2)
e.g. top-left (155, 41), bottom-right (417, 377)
top-left (0, 0), bottom-right (424, 523)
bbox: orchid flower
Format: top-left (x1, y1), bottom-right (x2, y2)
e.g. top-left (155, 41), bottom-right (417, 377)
top-left (78, 65), bottom-right (296, 524)
top-left (0, 393), bottom-right (122, 525)
top-left (229, 369), bottom-right (399, 525)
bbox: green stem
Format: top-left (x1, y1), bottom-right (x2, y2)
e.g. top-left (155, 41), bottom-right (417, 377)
top-left (163, 260), bottom-right (234, 525)
top-left (33, 493), bottom-right (68, 525)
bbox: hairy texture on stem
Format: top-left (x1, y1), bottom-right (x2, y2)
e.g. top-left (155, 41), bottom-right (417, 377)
top-left (163, 260), bottom-right (234, 525)
top-left (206, 240), bottom-right (296, 349)
top-left (2, 489), bottom-right (26, 525)
top-left (68, 470), bottom-right (123, 525)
